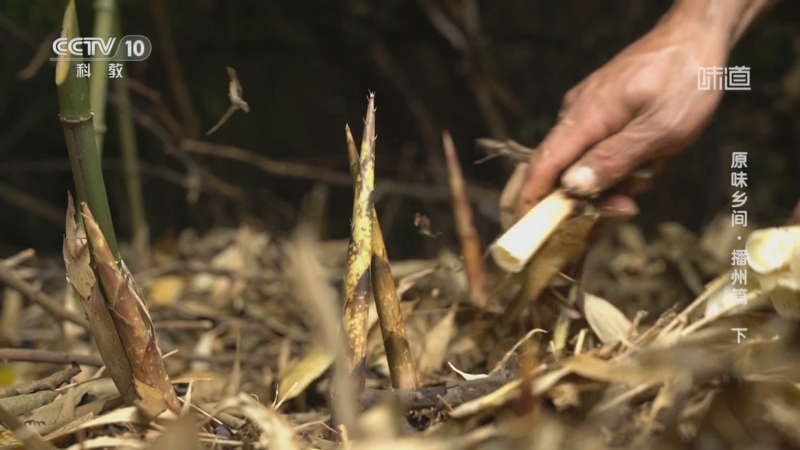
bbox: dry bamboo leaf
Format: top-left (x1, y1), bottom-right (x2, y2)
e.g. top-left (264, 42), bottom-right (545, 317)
top-left (746, 226), bottom-right (800, 318)
top-left (76, 406), bottom-right (166, 430)
top-left (641, 373), bottom-right (692, 437)
top-left (447, 362), bottom-right (488, 381)
top-left (448, 367), bottom-right (572, 418)
top-left (0, 363), bottom-right (81, 399)
top-left (416, 305), bottom-right (457, 375)
top-left (147, 276), bottom-right (185, 306)
top-left (190, 327), bottom-right (223, 372)
top-left (763, 396), bottom-right (800, 443)
top-left (561, 354), bottom-right (662, 386)
top-left (583, 293), bottom-right (633, 344)
top-left (283, 225), bottom-right (359, 434)
top-left (348, 434), bottom-right (496, 450)
top-left (746, 226), bottom-right (800, 275)
top-left (63, 436), bottom-right (147, 450)
top-left (149, 413), bottom-right (201, 450)
top-left (1, 287), bottom-right (22, 345)
top-left (548, 383), bottom-right (582, 410)
top-left (206, 245), bottom-right (246, 309)
top-left (0, 403), bottom-right (56, 450)
top-left (770, 287), bottom-right (800, 320)
top-left (357, 399), bottom-right (405, 440)
top-left (216, 393), bottom-right (302, 450)
top-left (0, 391), bottom-right (58, 416)
top-left (63, 193), bottom-right (94, 309)
top-left (40, 413), bottom-right (94, 447)
top-left (20, 383), bottom-right (92, 437)
top-left (206, 66), bottom-right (249, 136)
top-left (277, 344), bottom-right (333, 404)
top-left (221, 330), bottom-right (242, 398)
top-left (226, 66), bottom-right (249, 112)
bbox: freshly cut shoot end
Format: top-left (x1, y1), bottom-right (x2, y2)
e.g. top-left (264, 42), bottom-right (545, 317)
top-left (490, 190), bottom-right (577, 273)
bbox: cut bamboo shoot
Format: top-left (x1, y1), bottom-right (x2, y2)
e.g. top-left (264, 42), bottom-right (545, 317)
top-left (489, 190), bottom-right (576, 273)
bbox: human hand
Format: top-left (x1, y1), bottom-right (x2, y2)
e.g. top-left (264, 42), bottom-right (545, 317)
top-left (506, 6), bottom-right (732, 223)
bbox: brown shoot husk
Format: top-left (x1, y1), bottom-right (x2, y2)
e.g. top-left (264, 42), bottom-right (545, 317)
top-left (346, 124), bottom-right (418, 390)
top-left (341, 92), bottom-right (377, 384)
top-left (80, 202), bottom-right (181, 415)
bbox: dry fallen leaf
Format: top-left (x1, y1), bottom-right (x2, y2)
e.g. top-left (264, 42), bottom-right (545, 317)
top-left (147, 276), bottom-right (185, 306)
top-left (276, 344), bottom-right (332, 405)
top-left (416, 305), bottom-right (457, 375)
top-left (583, 293), bottom-right (633, 345)
top-left (746, 226), bottom-right (800, 318)
top-left (448, 362), bottom-right (488, 381)
top-left (149, 412), bottom-right (201, 450)
top-left (216, 393), bottom-right (302, 450)
top-left (206, 66), bottom-right (249, 136)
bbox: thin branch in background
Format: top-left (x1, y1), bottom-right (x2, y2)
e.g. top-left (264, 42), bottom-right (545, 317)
top-left (126, 79), bottom-right (185, 138)
top-left (0, 262), bottom-right (88, 329)
top-left (179, 138), bottom-right (501, 207)
top-left (105, 91), bottom-right (242, 202)
top-left (150, 0), bottom-right (201, 138)
top-left (419, 0), bottom-right (532, 182)
top-left (0, 159), bottom-right (237, 202)
top-left (421, 0), bottom-right (510, 140)
top-left (0, 348), bottom-right (103, 367)
top-left (181, 139), bottom-right (353, 187)
top-left (0, 183), bottom-right (63, 226)
top-left (416, 0), bottom-right (467, 51)
top-left (1, 249), bottom-right (36, 267)
top-left (474, 138), bottom-right (536, 164)
top-left (0, 98), bottom-right (55, 158)
top-left (0, 13), bottom-right (39, 47)
top-left (15, 29), bottom-right (59, 81)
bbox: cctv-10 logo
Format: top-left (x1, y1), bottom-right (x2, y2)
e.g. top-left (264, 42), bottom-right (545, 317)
top-left (51, 35), bottom-right (152, 61)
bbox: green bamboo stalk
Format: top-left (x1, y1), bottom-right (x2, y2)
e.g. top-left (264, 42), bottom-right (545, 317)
top-left (89, 0), bottom-right (115, 155)
top-left (56, 0), bottom-right (120, 261)
top-left (112, 12), bottom-right (150, 266)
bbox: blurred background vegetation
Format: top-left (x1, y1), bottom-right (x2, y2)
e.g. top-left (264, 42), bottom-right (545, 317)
top-left (0, 0), bottom-right (798, 261)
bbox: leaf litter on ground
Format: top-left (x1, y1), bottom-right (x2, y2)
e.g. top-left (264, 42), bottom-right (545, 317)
top-left (4, 140), bottom-right (800, 447)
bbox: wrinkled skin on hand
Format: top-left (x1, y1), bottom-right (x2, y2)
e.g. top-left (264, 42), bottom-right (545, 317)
top-left (506, 9), bottom-right (730, 224)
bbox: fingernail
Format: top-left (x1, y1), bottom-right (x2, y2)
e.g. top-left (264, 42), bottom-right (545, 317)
top-left (562, 166), bottom-right (597, 195)
top-left (599, 205), bottom-right (639, 220)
